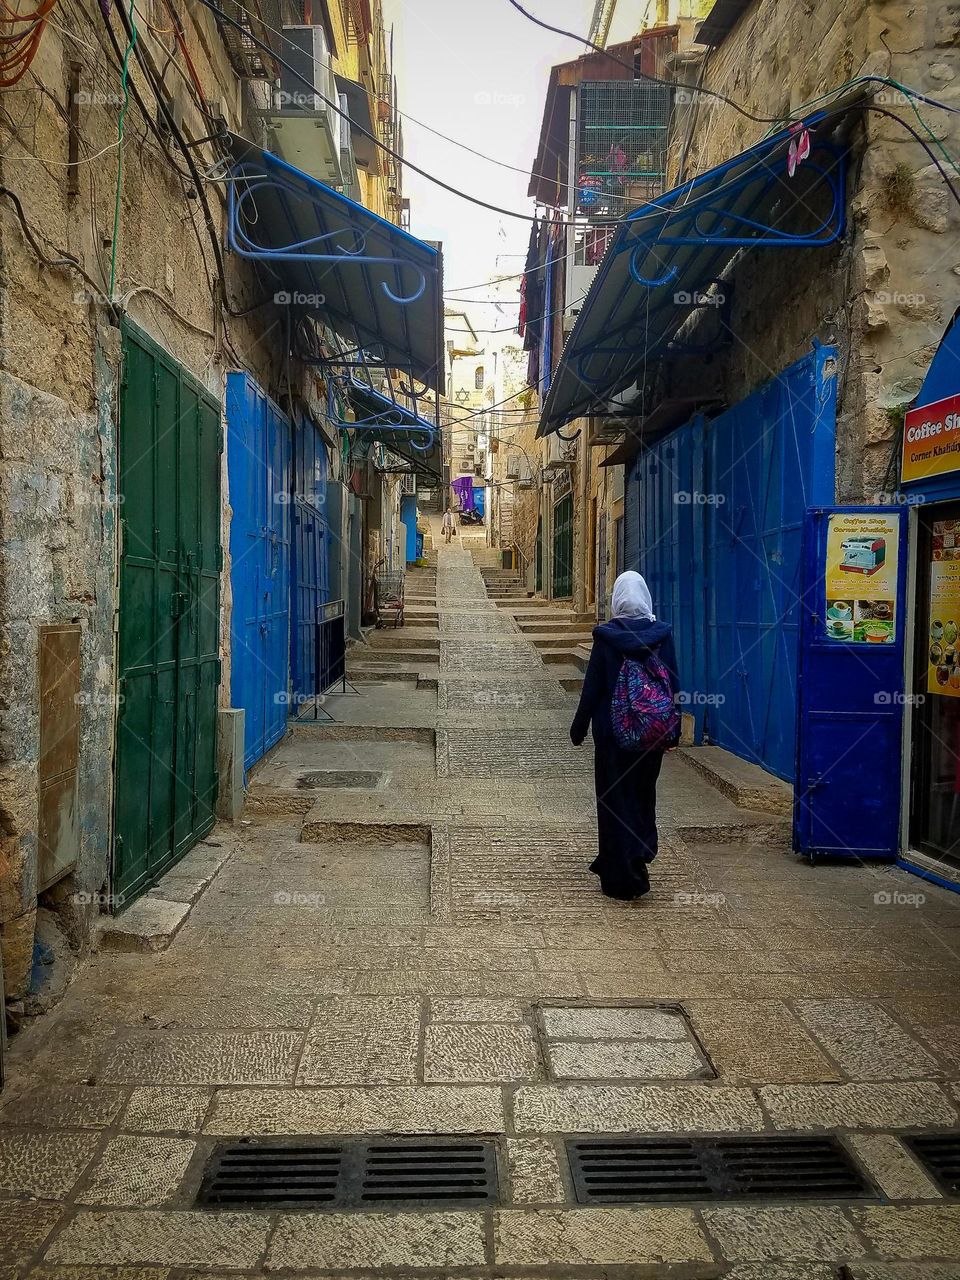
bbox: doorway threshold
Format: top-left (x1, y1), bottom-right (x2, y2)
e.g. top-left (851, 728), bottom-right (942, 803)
top-left (898, 849), bottom-right (960, 896)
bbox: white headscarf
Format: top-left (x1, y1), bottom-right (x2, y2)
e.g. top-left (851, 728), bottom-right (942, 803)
top-left (611, 570), bottom-right (656, 621)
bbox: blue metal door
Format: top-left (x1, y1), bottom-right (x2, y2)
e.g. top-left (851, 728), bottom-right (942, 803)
top-left (226, 373), bottom-right (292, 770)
top-left (291, 415), bottom-right (329, 704)
top-left (794, 507), bottom-right (908, 860)
top-left (637, 419), bottom-right (706, 738)
top-left (702, 346), bottom-right (837, 780)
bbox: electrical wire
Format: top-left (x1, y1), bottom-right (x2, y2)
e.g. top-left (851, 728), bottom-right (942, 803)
top-left (502, 0), bottom-right (957, 122)
top-left (0, 0), bottom-right (58, 87)
top-left (108, 0), bottom-right (137, 300)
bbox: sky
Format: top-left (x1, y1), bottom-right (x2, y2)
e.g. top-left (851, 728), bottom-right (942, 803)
top-left (385, 0), bottom-right (639, 316)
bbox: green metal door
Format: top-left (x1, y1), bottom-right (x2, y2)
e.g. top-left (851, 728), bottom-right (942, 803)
top-left (114, 321), bottom-right (222, 904)
top-left (535, 515), bottom-right (543, 593)
top-left (553, 493), bottom-right (573, 598)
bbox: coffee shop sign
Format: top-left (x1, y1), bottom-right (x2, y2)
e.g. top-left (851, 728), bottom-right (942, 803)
top-left (902, 392), bottom-right (960, 485)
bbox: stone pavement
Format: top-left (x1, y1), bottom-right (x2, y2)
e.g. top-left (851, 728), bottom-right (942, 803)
top-left (3, 543), bottom-right (960, 1276)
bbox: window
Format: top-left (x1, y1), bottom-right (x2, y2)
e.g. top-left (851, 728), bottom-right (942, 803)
top-left (475, 366), bottom-right (484, 390)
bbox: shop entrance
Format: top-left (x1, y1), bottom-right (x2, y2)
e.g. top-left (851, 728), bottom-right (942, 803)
top-left (909, 502), bottom-right (960, 869)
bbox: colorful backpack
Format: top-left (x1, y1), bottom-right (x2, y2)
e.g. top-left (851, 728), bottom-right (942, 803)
top-left (610, 651), bottom-right (680, 752)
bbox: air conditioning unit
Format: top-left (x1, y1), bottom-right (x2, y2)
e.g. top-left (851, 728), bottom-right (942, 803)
top-left (543, 430), bottom-right (578, 472)
top-left (517, 461), bottom-right (535, 490)
top-left (505, 455), bottom-right (520, 479)
top-left (263, 25), bottom-right (343, 185)
top-left (587, 415), bottom-right (625, 447)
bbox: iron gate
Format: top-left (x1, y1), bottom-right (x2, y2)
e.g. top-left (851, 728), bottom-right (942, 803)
top-left (114, 321), bottom-right (222, 904)
top-left (553, 493), bottom-right (574, 598)
top-left (226, 373), bottom-right (292, 771)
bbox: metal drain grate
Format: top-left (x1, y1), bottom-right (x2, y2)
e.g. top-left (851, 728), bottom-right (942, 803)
top-left (567, 1135), bottom-right (872, 1204)
top-left (904, 1133), bottom-right (960, 1195)
top-left (197, 1138), bottom-right (499, 1210)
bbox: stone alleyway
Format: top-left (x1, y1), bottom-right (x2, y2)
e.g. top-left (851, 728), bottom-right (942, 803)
top-left (3, 542), bottom-right (960, 1276)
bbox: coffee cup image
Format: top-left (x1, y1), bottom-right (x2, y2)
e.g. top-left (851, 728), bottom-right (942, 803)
top-left (833, 601), bottom-right (851, 618)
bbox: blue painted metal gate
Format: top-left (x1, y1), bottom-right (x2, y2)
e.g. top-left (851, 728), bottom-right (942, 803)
top-left (291, 414), bottom-right (329, 705)
top-left (226, 373), bottom-right (292, 771)
top-left (628, 345), bottom-right (837, 780)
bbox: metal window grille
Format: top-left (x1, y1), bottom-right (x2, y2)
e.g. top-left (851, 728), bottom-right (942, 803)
top-left (576, 80), bottom-right (672, 217)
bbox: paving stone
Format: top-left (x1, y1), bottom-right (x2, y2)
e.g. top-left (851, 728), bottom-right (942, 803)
top-left (853, 1206), bottom-right (960, 1258)
top-left (721, 1267), bottom-right (836, 1280)
top-left (513, 1083), bottom-right (765, 1133)
top-left (547, 1038), bottom-right (709, 1080)
top-left (267, 1211), bottom-right (486, 1268)
top-left (493, 1206), bottom-right (712, 1265)
top-left (759, 1082), bottom-right (958, 1130)
top-left (796, 1000), bottom-right (943, 1080)
top-left (685, 999), bottom-right (841, 1083)
top-left (25, 1267), bottom-right (171, 1280)
top-left (297, 997), bottom-right (420, 1085)
top-left (847, 1134), bottom-right (943, 1200)
top-left (441, 678), bottom-right (572, 710)
top-left (100, 1032), bottom-right (302, 1085)
top-left (0, 1085), bottom-right (126, 1129)
top-left (0, 1203), bottom-right (62, 1264)
top-left (701, 1205), bottom-right (865, 1261)
top-left (540, 1004), bottom-right (688, 1039)
top-left (353, 970), bottom-right (582, 997)
top-left (506, 1137), bottom-right (566, 1204)
top-left (0, 1131), bottom-right (98, 1197)
top-left (120, 1088), bottom-right (212, 1133)
top-left (424, 1023), bottom-right (540, 1082)
top-left (204, 1085), bottom-right (505, 1135)
top-left (444, 729), bottom-right (583, 778)
top-left (849, 1265), bottom-right (960, 1279)
top-left (45, 1211), bottom-right (269, 1268)
top-left (77, 1136), bottom-right (196, 1206)
top-left (95, 899), bottom-right (191, 954)
top-left (440, 640), bottom-right (543, 672)
top-left (430, 997), bottom-right (524, 1022)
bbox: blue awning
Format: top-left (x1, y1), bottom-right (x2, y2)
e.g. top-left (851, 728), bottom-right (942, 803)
top-left (538, 111), bottom-right (849, 435)
top-left (226, 138), bottom-right (443, 391)
top-left (344, 377), bottom-right (443, 483)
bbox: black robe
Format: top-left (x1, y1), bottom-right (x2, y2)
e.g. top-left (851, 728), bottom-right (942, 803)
top-left (570, 617), bottom-right (679, 900)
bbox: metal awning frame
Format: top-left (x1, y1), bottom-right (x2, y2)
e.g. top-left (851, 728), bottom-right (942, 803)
top-left (571, 144), bottom-right (845, 391)
top-left (225, 142), bottom-right (443, 390)
top-left (539, 112), bottom-right (851, 433)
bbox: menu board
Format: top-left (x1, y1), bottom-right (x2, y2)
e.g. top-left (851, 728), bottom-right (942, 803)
top-left (926, 517), bottom-right (960, 696)
top-left (824, 512), bottom-right (900, 644)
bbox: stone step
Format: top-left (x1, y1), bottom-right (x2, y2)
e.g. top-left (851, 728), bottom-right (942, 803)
top-left (518, 621), bottom-right (595, 635)
top-left (350, 651), bottom-right (439, 666)
top-left (527, 634), bottom-right (594, 649)
top-left (677, 743), bottom-right (793, 816)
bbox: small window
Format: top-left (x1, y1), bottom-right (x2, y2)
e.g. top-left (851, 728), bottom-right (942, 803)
top-left (475, 366), bottom-right (484, 390)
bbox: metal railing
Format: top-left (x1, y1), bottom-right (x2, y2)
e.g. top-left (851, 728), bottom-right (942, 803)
top-left (299, 599), bottom-right (357, 722)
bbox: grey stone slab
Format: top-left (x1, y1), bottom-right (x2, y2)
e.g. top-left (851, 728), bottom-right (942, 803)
top-left (847, 1134), bottom-right (943, 1200)
top-left (120, 1089), bottom-right (212, 1133)
top-left (297, 997), bottom-right (421, 1085)
top-left (100, 1032), bottom-right (302, 1085)
top-left (204, 1085), bottom-right (505, 1135)
top-left (423, 1023), bottom-right (540, 1083)
top-left (0, 1203), bottom-right (62, 1264)
top-left (45, 1211), bottom-right (269, 1268)
top-left (440, 641), bottom-right (544, 672)
top-left (95, 899), bottom-right (191, 954)
top-left (506, 1137), bottom-right (566, 1204)
top-left (547, 1038), bottom-right (709, 1080)
top-left (685, 999), bottom-right (841, 1084)
top-left (493, 1206), bottom-right (712, 1265)
top-left (0, 1085), bottom-right (126, 1129)
top-left (540, 1004), bottom-right (688, 1040)
top-left (77, 1136), bottom-right (195, 1206)
top-left (848, 1266), bottom-right (960, 1280)
top-left (796, 999), bottom-right (944, 1080)
top-left (267, 1211), bottom-right (486, 1268)
top-left (444, 729), bottom-right (583, 778)
top-left (0, 1132), bottom-right (98, 1197)
top-left (701, 1205), bottom-right (865, 1261)
top-left (759, 1082), bottom-right (958, 1130)
top-left (514, 1083), bottom-right (764, 1133)
top-left (430, 997), bottom-right (524, 1022)
top-left (853, 1206), bottom-right (960, 1258)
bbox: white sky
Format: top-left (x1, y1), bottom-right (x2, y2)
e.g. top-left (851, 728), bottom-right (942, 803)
top-left (385, 0), bottom-right (639, 309)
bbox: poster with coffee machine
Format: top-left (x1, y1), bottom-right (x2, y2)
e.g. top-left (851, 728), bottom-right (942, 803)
top-left (926, 518), bottom-right (960, 696)
top-left (824, 513), bottom-right (899, 644)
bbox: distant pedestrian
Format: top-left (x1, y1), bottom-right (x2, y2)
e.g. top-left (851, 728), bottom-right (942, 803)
top-left (570, 572), bottom-right (680, 900)
top-left (442, 507), bottom-right (456, 544)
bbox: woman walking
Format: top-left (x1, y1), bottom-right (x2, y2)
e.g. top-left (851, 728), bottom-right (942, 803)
top-left (570, 571), bottom-right (680, 900)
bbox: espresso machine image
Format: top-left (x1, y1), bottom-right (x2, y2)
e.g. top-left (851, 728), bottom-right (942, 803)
top-left (839, 535), bottom-right (887, 576)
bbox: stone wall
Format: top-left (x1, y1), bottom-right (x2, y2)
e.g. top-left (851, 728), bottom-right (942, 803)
top-left (0, 0), bottom-right (394, 1004)
top-left (667, 0), bottom-right (960, 500)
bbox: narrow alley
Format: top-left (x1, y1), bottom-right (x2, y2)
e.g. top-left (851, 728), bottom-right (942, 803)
top-left (2, 533), bottom-right (960, 1274)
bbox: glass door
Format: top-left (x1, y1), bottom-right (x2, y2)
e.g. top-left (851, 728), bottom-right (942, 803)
top-left (910, 501), bottom-right (960, 868)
